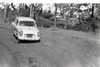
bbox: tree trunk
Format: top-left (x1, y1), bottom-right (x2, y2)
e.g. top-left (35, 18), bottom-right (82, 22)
top-left (54, 4), bottom-right (57, 27)
top-left (30, 4), bottom-right (35, 19)
top-left (64, 20), bottom-right (67, 29)
top-left (30, 4), bottom-right (33, 18)
top-left (4, 4), bottom-right (8, 23)
top-left (91, 4), bottom-right (94, 18)
top-left (4, 5), bottom-right (7, 21)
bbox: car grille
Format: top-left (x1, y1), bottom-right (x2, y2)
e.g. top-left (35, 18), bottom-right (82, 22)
top-left (26, 34), bottom-right (34, 38)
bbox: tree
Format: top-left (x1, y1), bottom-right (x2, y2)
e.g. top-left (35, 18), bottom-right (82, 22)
top-left (30, 3), bottom-right (42, 20)
top-left (94, 4), bottom-right (100, 19)
top-left (54, 3), bottom-right (58, 27)
top-left (53, 3), bottom-right (71, 28)
top-left (11, 3), bottom-right (16, 10)
top-left (19, 3), bottom-right (30, 17)
top-left (57, 3), bottom-right (77, 29)
top-left (91, 3), bottom-right (94, 18)
top-left (30, 4), bottom-right (34, 18)
top-left (4, 3), bottom-right (9, 23)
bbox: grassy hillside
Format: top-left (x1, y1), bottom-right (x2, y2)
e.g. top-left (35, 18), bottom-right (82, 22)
top-left (36, 17), bottom-right (53, 28)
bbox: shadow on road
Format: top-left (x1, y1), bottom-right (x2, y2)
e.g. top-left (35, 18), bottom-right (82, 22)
top-left (19, 40), bottom-right (40, 43)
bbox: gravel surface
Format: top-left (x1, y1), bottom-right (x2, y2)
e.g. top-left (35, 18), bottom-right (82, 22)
top-left (0, 24), bottom-right (100, 67)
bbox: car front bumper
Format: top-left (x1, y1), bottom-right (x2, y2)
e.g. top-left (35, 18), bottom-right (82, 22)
top-left (19, 37), bottom-right (40, 41)
top-left (18, 35), bottom-right (40, 41)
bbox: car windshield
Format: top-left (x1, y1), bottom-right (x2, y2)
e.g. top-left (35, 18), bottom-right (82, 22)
top-left (19, 21), bottom-right (35, 27)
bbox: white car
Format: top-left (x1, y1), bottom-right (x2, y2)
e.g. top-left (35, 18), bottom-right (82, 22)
top-left (11, 17), bottom-right (40, 42)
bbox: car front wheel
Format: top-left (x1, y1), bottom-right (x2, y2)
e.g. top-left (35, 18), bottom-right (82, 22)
top-left (17, 37), bottom-right (21, 43)
top-left (37, 39), bottom-right (41, 42)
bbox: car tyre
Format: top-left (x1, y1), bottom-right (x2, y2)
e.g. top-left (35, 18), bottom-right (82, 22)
top-left (37, 39), bottom-right (41, 42)
top-left (17, 38), bottom-right (21, 43)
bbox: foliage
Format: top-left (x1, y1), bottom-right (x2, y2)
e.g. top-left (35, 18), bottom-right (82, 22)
top-left (42, 11), bottom-right (53, 19)
top-left (18, 4), bottom-right (30, 17)
top-left (4, 3), bottom-right (100, 33)
top-left (51, 3), bottom-right (100, 33)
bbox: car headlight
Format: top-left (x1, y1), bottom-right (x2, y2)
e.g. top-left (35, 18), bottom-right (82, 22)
top-left (37, 32), bottom-right (40, 37)
top-left (19, 31), bottom-right (23, 36)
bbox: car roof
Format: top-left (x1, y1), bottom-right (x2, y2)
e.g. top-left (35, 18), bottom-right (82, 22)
top-left (16, 17), bottom-right (35, 22)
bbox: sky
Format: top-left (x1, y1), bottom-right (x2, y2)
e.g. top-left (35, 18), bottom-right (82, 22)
top-left (0, 0), bottom-right (100, 3)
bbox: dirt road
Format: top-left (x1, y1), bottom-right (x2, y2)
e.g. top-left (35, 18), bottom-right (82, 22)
top-left (0, 23), bottom-right (100, 67)
top-left (0, 40), bottom-right (19, 67)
